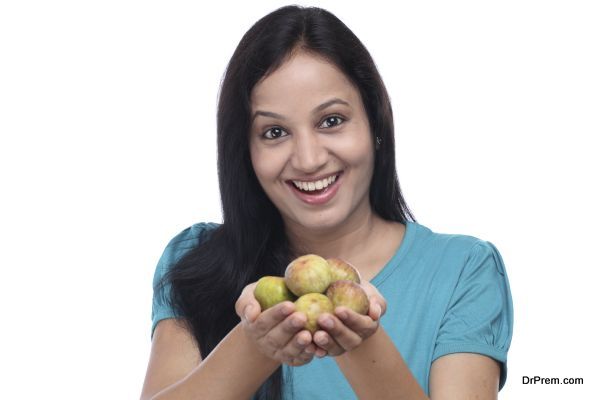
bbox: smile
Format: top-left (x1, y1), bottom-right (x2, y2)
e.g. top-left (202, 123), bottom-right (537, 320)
top-left (291, 174), bottom-right (339, 192)
top-left (286, 172), bottom-right (343, 205)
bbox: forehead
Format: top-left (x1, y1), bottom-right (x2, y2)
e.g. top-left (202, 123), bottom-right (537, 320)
top-left (250, 51), bottom-right (361, 111)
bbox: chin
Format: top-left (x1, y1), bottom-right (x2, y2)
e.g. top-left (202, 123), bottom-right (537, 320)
top-left (288, 210), bottom-right (347, 233)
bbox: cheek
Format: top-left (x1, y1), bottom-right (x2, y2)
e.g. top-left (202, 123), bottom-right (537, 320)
top-left (249, 145), bottom-right (266, 183)
top-left (250, 145), bottom-right (285, 184)
top-left (346, 138), bottom-right (375, 185)
top-left (342, 132), bottom-right (375, 168)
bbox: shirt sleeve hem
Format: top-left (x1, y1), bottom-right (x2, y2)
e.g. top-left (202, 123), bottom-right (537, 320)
top-left (151, 313), bottom-right (179, 339)
top-left (432, 342), bottom-right (508, 390)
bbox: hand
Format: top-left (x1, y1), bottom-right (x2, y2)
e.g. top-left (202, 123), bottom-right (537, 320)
top-left (235, 282), bottom-right (319, 366)
top-left (312, 281), bottom-right (387, 357)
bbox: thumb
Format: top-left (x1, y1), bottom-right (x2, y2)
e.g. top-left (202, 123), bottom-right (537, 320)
top-left (243, 303), bottom-right (260, 323)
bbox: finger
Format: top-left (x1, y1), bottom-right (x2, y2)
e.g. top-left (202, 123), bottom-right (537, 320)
top-left (279, 330), bottom-right (313, 362)
top-left (359, 281), bottom-right (379, 298)
top-left (360, 282), bottom-right (387, 317)
top-left (235, 282), bottom-right (259, 319)
top-left (265, 311), bottom-right (308, 347)
top-left (281, 311), bottom-right (308, 335)
top-left (259, 311), bottom-right (307, 353)
top-left (314, 346), bottom-right (328, 358)
top-left (292, 341), bottom-right (318, 364)
top-left (303, 342), bottom-right (317, 355)
top-left (372, 296), bottom-right (387, 317)
top-left (242, 303), bottom-right (261, 323)
top-left (286, 352), bottom-right (313, 366)
top-left (317, 313), bottom-right (362, 351)
top-left (296, 345), bottom-right (316, 363)
top-left (367, 299), bottom-right (382, 321)
top-left (250, 301), bottom-right (295, 336)
top-left (313, 330), bottom-right (345, 357)
top-left (335, 307), bottom-right (379, 338)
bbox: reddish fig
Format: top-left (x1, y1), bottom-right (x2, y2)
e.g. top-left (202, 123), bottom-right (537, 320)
top-left (326, 280), bottom-right (369, 315)
top-left (285, 254), bottom-right (332, 296)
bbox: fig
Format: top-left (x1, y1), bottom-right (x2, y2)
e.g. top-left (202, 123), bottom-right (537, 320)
top-left (327, 258), bottom-right (361, 283)
top-left (326, 280), bottom-right (369, 315)
top-left (254, 276), bottom-right (296, 311)
top-left (285, 254), bottom-right (332, 296)
top-left (294, 293), bottom-right (334, 333)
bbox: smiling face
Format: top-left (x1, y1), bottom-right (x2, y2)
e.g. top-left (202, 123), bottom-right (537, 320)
top-left (249, 50), bottom-right (375, 235)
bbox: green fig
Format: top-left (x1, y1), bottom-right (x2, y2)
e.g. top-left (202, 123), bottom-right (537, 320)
top-left (254, 276), bottom-right (296, 311)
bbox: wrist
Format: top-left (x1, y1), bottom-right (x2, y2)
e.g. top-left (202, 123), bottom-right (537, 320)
top-left (337, 324), bottom-right (383, 361)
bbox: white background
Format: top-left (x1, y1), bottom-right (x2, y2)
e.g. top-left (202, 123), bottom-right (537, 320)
top-left (1, 0), bottom-right (598, 398)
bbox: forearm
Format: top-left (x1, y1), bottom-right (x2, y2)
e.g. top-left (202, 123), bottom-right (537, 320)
top-left (151, 323), bottom-right (280, 400)
top-left (335, 327), bottom-right (429, 400)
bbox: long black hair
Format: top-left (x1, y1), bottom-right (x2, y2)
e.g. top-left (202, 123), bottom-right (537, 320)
top-left (161, 5), bottom-right (415, 399)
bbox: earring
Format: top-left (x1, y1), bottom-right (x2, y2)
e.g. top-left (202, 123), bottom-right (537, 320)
top-left (376, 136), bottom-right (382, 150)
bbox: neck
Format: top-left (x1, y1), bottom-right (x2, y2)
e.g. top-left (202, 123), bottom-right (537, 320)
top-left (285, 208), bottom-right (383, 262)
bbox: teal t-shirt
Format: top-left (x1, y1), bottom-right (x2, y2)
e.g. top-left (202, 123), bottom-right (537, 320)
top-left (151, 221), bottom-right (513, 397)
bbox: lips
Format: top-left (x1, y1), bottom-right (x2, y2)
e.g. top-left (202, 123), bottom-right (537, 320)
top-left (286, 172), bottom-right (343, 205)
top-left (291, 173), bottom-right (338, 192)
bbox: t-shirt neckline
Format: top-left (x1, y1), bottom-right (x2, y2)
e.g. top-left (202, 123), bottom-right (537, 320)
top-left (370, 221), bottom-right (417, 286)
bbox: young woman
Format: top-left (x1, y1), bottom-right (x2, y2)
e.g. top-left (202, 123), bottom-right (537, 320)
top-left (141, 6), bottom-right (513, 400)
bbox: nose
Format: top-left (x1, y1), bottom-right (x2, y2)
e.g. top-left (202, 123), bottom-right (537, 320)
top-left (289, 130), bottom-right (328, 174)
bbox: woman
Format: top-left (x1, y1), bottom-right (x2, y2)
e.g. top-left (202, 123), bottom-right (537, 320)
top-left (141, 5), bottom-right (513, 400)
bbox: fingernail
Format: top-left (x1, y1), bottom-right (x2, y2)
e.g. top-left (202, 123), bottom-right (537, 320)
top-left (281, 304), bottom-right (293, 316)
top-left (318, 336), bottom-right (328, 345)
top-left (375, 303), bottom-right (382, 318)
top-left (323, 318), bottom-right (334, 328)
top-left (297, 337), bottom-right (308, 346)
top-left (292, 318), bottom-right (304, 328)
top-left (337, 311), bottom-right (348, 320)
top-left (244, 305), bottom-right (252, 320)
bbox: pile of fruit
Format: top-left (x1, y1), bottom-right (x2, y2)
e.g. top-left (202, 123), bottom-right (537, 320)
top-left (254, 254), bottom-right (369, 333)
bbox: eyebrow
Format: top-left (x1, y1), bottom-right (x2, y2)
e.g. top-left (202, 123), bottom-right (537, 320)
top-left (251, 98), bottom-right (351, 122)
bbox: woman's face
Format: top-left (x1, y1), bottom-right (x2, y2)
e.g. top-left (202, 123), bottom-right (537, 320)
top-left (249, 50), bottom-right (375, 234)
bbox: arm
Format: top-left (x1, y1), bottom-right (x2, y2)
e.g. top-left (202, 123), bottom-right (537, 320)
top-left (322, 318), bottom-right (501, 399)
top-left (429, 353), bottom-right (500, 400)
top-left (314, 282), bottom-right (501, 399)
top-left (140, 319), bottom-right (202, 400)
top-left (308, 282), bottom-right (426, 399)
top-left (335, 326), bottom-right (428, 400)
top-left (140, 319), bottom-right (279, 400)
top-left (141, 287), bottom-right (318, 400)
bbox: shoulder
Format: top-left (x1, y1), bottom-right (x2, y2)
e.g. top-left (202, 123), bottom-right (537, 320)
top-left (165, 222), bottom-right (221, 249)
top-left (411, 222), bottom-right (499, 255)
top-left (153, 222), bottom-right (221, 283)
top-left (161, 222), bottom-right (221, 260)
top-left (408, 222), bottom-right (506, 276)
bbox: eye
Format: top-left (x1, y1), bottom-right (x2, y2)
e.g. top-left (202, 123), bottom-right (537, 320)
top-left (319, 115), bottom-right (345, 129)
top-left (262, 126), bottom-right (288, 140)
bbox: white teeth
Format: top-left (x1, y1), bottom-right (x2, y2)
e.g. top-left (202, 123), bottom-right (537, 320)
top-left (292, 174), bottom-right (338, 192)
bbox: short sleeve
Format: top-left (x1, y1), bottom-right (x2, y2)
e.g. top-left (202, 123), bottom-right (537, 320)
top-left (433, 240), bottom-right (514, 390)
top-left (150, 222), bottom-right (219, 339)
top-left (151, 250), bottom-right (180, 338)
